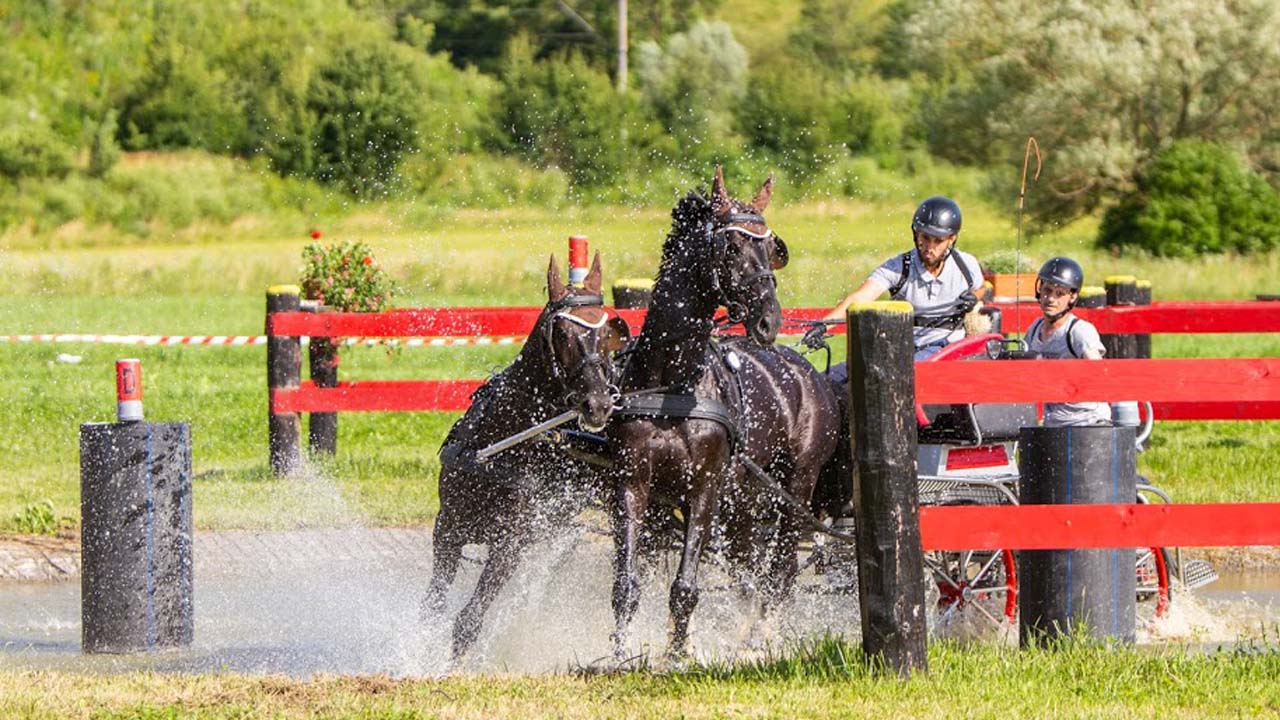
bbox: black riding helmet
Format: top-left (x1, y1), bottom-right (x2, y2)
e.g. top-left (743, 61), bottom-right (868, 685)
top-left (1035, 256), bottom-right (1085, 321)
top-left (1036, 257), bottom-right (1085, 294)
top-left (911, 196), bottom-right (962, 239)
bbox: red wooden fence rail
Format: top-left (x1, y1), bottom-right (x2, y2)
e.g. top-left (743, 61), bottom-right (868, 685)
top-left (919, 502), bottom-right (1280, 551)
top-left (267, 301), bottom-right (1280, 338)
top-left (270, 357), bottom-right (1280, 417)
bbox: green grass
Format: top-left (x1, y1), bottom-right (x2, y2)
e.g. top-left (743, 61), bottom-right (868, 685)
top-left (2, 165), bottom-right (1278, 531)
top-left (1, 637), bottom-right (1278, 718)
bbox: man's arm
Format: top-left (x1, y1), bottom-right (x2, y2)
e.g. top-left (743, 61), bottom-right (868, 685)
top-left (822, 277), bottom-right (890, 321)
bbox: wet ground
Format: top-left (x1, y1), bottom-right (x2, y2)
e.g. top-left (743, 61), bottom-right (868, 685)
top-left (0, 528), bottom-right (1276, 677)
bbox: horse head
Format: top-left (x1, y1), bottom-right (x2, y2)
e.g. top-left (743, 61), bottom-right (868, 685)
top-left (543, 252), bottom-right (630, 432)
top-left (708, 166), bottom-right (789, 345)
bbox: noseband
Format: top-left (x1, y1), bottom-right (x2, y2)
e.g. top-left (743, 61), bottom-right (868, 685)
top-left (708, 211), bottom-right (780, 324)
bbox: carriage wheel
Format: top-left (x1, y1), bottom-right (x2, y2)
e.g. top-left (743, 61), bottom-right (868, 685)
top-left (1136, 546), bottom-right (1172, 617)
top-left (927, 546), bottom-right (1018, 627)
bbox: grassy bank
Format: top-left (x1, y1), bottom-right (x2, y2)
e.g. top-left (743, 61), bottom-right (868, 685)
top-left (2, 198), bottom-right (1278, 531)
top-left (1, 638), bottom-right (1277, 718)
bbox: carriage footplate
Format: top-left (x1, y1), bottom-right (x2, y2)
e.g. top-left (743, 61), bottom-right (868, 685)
top-left (1179, 558), bottom-right (1219, 591)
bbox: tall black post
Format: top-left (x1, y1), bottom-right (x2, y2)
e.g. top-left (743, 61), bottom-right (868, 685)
top-left (1134, 279), bottom-right (1152, 359)
top-left (308, 334), bottom-right (338, 456)
top-left (1018, 426), bottom-right (1137, 646)
top-left (1102, 276), bottom-right (1138, 361)
top-left (848, 301), bottom-right (928, 677)
top-left (80, 422), bottom-right (193, 653)
top-left (267, 285), bottom-right (302, 475)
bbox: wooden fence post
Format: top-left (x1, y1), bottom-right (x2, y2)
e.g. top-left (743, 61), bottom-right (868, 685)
top-left (847, 301), bottom-right (928, 677)
top-left (267, 286), bottom-right (301, 476)
top-left (307, 313), bottom-right (338, 456)
top-left (1102, 276), bottom-right (1139, 360)
top-left (1134, 279), bottom-right (1152, 359)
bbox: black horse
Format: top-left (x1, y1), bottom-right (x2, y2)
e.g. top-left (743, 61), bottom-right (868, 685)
top-left (425, 253), bottom-right (630, 659)
top-left (607, 168), bottom-right (842, 660)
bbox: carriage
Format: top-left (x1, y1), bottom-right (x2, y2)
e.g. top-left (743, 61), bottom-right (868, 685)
top-left (801, 329), bottom-right (1220, 630)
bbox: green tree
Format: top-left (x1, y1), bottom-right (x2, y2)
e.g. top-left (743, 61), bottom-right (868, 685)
top-left (394, 0), bottom-right (721, 76)
top-left (898, 0), bottom-right (1280, 224)
top-left (1098, 141), bottom-right (1280, 257)
top-left (494, 40), bottom-right (638, 188)
top-left (634, 20), bottom-right (749, 167)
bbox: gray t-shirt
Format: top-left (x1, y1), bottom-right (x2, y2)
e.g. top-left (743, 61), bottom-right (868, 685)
top-left (1026, 314), bottom-right (1111, 427)
top-left (868, 248), bottom-right (983, 354)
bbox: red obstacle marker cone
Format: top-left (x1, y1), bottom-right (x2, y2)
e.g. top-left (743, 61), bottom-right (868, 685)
top-left (115, 359), bottom-right (143, 422)
top-left (569, 235), bottom-right (589, 286)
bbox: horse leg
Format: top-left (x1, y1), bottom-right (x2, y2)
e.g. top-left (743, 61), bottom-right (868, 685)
top-left (763, 461), bottom-right (821, 612)
top-left (667, 469), bottom-right (717, 660)
top-left (422, 507), bottom-right (463, 621)
top-left (610, 460), bottom-right (652, 661)
top-left (451, 531), bottom-right (528, 660)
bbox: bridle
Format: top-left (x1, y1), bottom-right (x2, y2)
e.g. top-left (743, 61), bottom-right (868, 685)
top-left (539, 292), bottom-right (620, 407)
top-left (707, 210), bottom-right (783, 324)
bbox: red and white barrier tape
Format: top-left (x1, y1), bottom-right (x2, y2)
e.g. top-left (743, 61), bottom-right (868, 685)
top-left (0, 334), bottom-right (525, 347)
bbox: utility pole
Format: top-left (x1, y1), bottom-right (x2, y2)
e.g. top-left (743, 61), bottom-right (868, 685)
top-left (617, 0), bottom-right (628, 92)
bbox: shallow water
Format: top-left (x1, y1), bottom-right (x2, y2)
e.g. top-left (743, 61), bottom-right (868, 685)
top-left (0, 536), bottom-right (1275, 678)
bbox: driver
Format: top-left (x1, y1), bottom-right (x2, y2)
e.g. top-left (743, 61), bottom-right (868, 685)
top-left (1025, 256), bottom-right (1112, 427)
top-left (809, 196), bottom-right (985, 378)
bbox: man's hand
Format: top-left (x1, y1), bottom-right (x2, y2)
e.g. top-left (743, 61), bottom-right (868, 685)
top-left (801, 321), bottom-right (829, 350)
top-left (956, 289), bottom-right (978, 315)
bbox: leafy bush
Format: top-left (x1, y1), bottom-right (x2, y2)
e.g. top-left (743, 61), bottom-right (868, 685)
top-left (1098, 141), bottom-right (1280, 257)
top-left (738, 59), bottom-right (840, 179)
top-left (300, 239), bottom-right (395, 312)
top-left (494, 41), bottom-right (637, 188)
top-left (0, 101), bottom-right (75, 180)
top-left (117, 40), bottom-right (247, 153)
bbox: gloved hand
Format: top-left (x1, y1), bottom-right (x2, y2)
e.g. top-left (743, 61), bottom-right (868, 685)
top-left (956, 289), bottom-right (978, 315)
top-left (801, 321), bottom-right (829, 350)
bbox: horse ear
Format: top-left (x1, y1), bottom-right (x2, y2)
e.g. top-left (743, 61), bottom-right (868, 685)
top-left (583, 251), bottom-right (603, 294)
top-left (752, 173), bottom-right (774, 212)
top-left (547, 255), bottom-right (567, 301)
top-left (711, 165), bottom-right (732, 215)
top-left (604, 315), bottom-right (632, 355)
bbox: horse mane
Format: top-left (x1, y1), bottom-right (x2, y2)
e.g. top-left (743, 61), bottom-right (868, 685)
top-left (656, 190), bottom-right (714, 281)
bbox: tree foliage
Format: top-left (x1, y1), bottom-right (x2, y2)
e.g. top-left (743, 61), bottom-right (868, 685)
top-left (634, 20), bottom-right (748, 167)
top-left (393, 0), bottom-right (722, 76)
top-left (1098, 141), bottom-right (1280, 257)
top-left (899, 0), bottom-right (1280, 225)
top-left (494, 40), bottom-right (637, 188)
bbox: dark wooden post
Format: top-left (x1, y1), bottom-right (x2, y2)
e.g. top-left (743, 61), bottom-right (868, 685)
top-left (1076, 286), bottom-right (1105, 312)
top-left (267, 285), bottom-right (301, 476)
top-left (307, 316), bottom-right (338, 456)
top-left (1102, 275), bottom-right (1138, 360)
top-left (1134, 279), bottom-right (1152, 359)
top-left (611, 278), bottom-right (653, 309)
top-left (847, 300), bottom-right (928, 677)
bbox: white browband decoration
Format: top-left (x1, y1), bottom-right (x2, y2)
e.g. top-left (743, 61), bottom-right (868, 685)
top-left (555, 311), bottom-right (609, 329)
